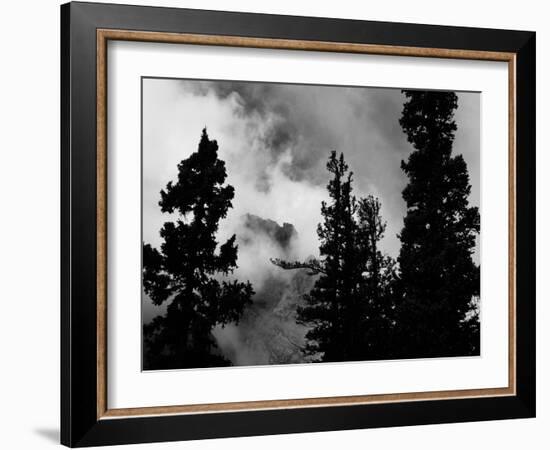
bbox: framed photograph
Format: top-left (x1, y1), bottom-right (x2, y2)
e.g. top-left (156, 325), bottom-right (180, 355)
top-left (61, 2), bottom-right (535, 447)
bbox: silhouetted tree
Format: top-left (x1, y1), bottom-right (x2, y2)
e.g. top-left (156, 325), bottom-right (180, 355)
top-left (143, 129), bottom-right (253, 369)
top-left (395, 90), bottom-right (480, 358)
top-left (273, 152), bottom-right (396, 362)
top-left (356, 196), bottom-right (398, 359)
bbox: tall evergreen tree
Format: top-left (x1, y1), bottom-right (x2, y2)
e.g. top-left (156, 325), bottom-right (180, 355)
top-left (395, 90), bottom-right (480, 358)
top-left (356, 196), bottom-right (398, 359)
top-left (143, 129), bottom-right (253, 369)
top-left (272, 152), bottom-right (395, 362)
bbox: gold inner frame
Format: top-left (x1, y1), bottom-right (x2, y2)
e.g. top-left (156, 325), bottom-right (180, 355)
top-left (96, 29), bottom-right (517, 420)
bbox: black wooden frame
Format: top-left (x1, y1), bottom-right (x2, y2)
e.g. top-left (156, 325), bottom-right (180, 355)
top-left (61, 1), bottom-right (536, 447)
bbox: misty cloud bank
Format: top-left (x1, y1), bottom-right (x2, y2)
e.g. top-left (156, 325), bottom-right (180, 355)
top-left (141, 78), bottom-right (480, 365)
top-left (213, 214), bottom-right (317, 366)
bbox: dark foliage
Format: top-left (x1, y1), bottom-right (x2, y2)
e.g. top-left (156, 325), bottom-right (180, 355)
top-left (142, 129), bottom-right (253, 370)
top-left (394, 90), bottom-right (480, 358)
top-left (356, 196), bottom-right (398, 359)
top-left (273, 152), bottom-right (396, 362)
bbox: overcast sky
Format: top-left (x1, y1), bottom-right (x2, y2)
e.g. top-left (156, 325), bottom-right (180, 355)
top-left (142, 77), bottom-right (480, 324)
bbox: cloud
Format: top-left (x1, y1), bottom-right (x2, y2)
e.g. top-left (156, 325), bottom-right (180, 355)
top-left (177, 79), bottom-right (441, 259)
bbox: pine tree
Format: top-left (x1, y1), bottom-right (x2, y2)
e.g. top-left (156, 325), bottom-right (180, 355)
top-left (395, 90), bottom-right (480, 358)
top-left (143, 129), bottom-right (253, 369)
top-left (272, 152), bottom-right (395, 362)
top-left (307, 152), bottom-right (359, 361)
top-left (356, 196), bottom-right (397, 359)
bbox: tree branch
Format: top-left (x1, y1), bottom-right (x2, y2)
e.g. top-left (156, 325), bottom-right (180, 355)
top-left (270, 258), bottom-right (326, 275)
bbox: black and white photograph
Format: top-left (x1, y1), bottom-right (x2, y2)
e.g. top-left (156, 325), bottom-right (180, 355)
top-left (141, 78), bottom-right (481, 370)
